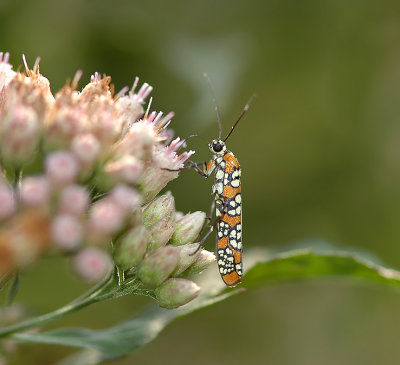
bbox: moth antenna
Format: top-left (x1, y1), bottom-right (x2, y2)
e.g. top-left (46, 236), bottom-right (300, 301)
top-left (223, 94), bottom-right (256, 142)
top-left (203, 73), bottom-right (223, 139)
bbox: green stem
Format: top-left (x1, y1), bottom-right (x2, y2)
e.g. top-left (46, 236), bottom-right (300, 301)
top-left (0, 293), bottom-right (100, 338)
top-left (0, 272), bottom-right (117, 339)
top-left (70, 269), bottom-right (115, 304)
top-left (0, 269), bottom-right (147, 339)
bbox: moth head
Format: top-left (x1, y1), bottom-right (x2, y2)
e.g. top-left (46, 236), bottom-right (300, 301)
top-left (209, 139), bottom-right (226, 154)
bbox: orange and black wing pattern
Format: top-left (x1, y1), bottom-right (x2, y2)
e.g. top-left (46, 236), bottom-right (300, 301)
top-left (215, 152), bottom-right (242, 287)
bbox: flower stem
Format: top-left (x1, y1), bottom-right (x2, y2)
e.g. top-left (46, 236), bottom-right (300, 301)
top-left (0, 293), bottom-right (99, 338)
top-left (0, 267), bottom-right (150, 339)
top-left (0, 271), bottom-right (116, 339)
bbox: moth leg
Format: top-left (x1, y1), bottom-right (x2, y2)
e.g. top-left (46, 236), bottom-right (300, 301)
top-left (206, 200), bottom-right (216, 226)
top-left (189, 159), bottom-right (215, 178)
top-left (161, 160), bottom-right (206, 173)
top-left (192, 197), bottom-right (229, 255)
top-left (194, 199), bottom-right (215, 243)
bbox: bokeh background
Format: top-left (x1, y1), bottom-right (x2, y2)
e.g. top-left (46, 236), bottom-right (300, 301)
top-left (2, 0), bottom-right (400, 364)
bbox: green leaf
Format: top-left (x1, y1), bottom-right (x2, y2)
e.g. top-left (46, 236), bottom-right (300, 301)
top-left (11, 241), bottom-right (400, 357)
top-left (243, 248), bottom-right (400, 288)
top-left (13, 291), bottom-right (237, 356)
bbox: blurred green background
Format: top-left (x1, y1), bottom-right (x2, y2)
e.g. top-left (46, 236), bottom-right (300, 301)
top-left (3, 0), bottom-right (400, 364)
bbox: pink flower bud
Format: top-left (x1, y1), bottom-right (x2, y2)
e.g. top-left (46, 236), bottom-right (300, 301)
top-left (88, 199), bottom-right (125, 235)
top-left (0, 52), bottom-right (16, 91)
top-left (113, 122), bottom-right (155, 161)
top-left (114, 226), bottom-right (148, 270)
top-left (137, 245), bottom-right (180, 288)
top-left (173, 243), bottom-right (201, 275)
top-left (25, 58), bottom-right (55, 105)
top-left (146, 217), bottom-right (176, 251)
top-left (116, 91), bottom-right (145, 133)
top-left (46, 108), bottom-right (84, 148)
top-left (142, 191), bottom-right (175, 228)
top-left (86, 97), bottom-right (120, 147)
top-left (181, 249), bottom-right (216, 278)
top-left (58, 185), bottom-right (90, 216)
top-left (117, 93), bottom-right (144, 122)
top-left (20, 176), bottom-right (51, 207)
top-left (170, 211), bottom-right (206, 246)
top-left (137, 138), bottom-right (194, 203)
top-left (127, 208), bottom-right (143, 227)
top-left (3, 71), bottom-right (49, 119)
top-left (109, 185), bottom-right (142, 214)
top-left (80, 73), bottom-right (112, 101)
top-left (70, 133), bottom-right (101, 165)
top-left (155, 278), bottom-right (200, 309)
top-left (1, 105), bottom-right (40, 164)
top-left (175, 211), bottom-right (184, 220)
top-left (103, 155), bottom-right (143, 184)
top-left (72, 247), bottom-right (112, 283)
top-left (46, 151), bottom-right (79, 186)
top-left (51, 214), bottom-right (83, 250)
top-left (0, 184), bottom-right (15, 220)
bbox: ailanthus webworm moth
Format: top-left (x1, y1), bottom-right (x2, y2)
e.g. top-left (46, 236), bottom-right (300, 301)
top-left (164, 75), bottom-right (254, 287)
top-left (205, 138), bottom-right (243, 287)
top-left (186, 74), bottom-right (255, 287)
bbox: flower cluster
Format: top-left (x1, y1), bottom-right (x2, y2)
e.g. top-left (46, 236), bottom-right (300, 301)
top-left (0, 52), bottom-right (215, 309)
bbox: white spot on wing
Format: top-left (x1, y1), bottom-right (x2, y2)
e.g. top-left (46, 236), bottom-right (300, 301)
top-left (216, 169), bottom-right (224, 179)
top-left (231, 179), bottom-right (240, 188)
